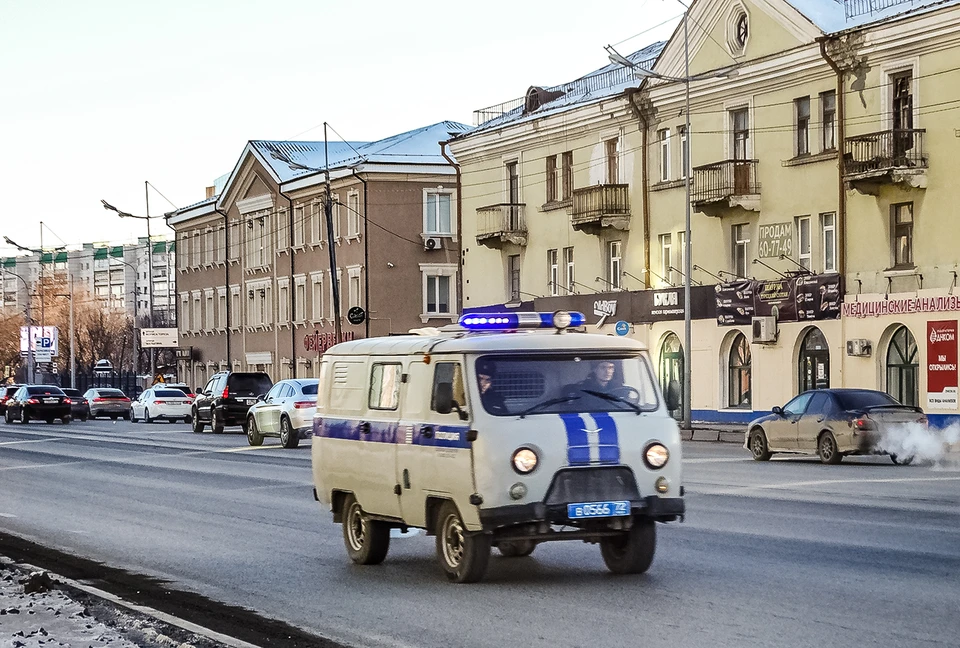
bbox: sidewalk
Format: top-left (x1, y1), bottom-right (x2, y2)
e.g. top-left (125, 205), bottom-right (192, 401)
top-left (683, 422), bottom-right (745, 444)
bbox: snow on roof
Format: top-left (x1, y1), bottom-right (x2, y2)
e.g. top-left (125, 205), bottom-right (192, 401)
top-left (786, 0), bottom-right (959, 33)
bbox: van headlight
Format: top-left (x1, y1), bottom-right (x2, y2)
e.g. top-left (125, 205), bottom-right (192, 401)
top-left (512, 447), bottom-right (539, 474)
top-left (644, 443), bottom-right (669, 469)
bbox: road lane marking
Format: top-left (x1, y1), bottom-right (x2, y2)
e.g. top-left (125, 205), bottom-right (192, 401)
top-left (0, 513), bottom-right (16, 518)
top-left (684, 457), bottom-right (748, 464)
top-left (218, 445), bottom-right (285, 453)
top-left (0, 461), bottom-right (88, 471)
top-left (0, 438), bottom-right (67, 446)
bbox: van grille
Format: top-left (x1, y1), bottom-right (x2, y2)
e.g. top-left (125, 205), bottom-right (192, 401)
top-left (543, 467), bottom-right (640, 505)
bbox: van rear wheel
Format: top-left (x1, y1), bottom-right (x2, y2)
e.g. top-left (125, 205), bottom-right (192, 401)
top-left (435, 500), bottom-right (491, 583)
top-left (342, 494), bottom-right (389, 565)
top-left (600, 517), bottom-right (656, 574)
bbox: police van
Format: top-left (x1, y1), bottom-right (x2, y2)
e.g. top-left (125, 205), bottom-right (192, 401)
top-left (311, 311), bottom-right (684, 583)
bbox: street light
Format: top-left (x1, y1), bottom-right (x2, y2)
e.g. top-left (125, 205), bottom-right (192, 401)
top-left (606, 26), bottom-right (738, 431)
top-left (3, 269), bottom-right (34, 384)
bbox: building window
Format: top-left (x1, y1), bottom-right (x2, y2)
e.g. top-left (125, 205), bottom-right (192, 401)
top-left (733, 223), bottom-right (750, 279)
top-left (424, 190), bottom-right (452, 235)
top-left (426, 275), bottom-right (450, 314)
top-left (886, 325), bottom-right (918, 408)
top-left (218, 289), bottom-right (227, 328)
top-left (347, 192), bottom-right (361, 239)
top-left (561, 151), bottom-right (573, 200)
top-left (331, 197), bottom-right (341, 242)
top-left (731, 108), bottom-right (749, 160)
top-left (799, 327), bottom-right (830, 392)
top-left (546, 155), bottom-right (558, 203)
top-left (677, 232), bottom-right (686, 285)
top-left (728, 332), bottom-right (751, 408)
top-left (608, 241), bottom-right (622, 289)
top-left (278, 280), bottom-right (290, 323)
top-left (276, 210), bottom-right (289, 250)
top-left (230, 286), bottom-right (240, 328)
top-left (205, 292), bottom-right (214, 331)
top-left (229, 222), bottom-right (240, 260)
top-left (796, 216), bottom-right (811, 271)
top-left (507, 254), bottom-right (521, 302)
top-left (679, 126), bottom-right (688, 179)
top-left (563, 247), bottom-right (575, 294)
top-left (658, 129), bottom-right (671, 182)
top-left (795, 96), bottom-right (810, 156)
top-left (347, 267), bottom-right (362, 309)
top-left (821, 213), bottom-right (836, 273)
top-left (311, 273), bottom-right (324, 321)
top-left (659, 234), bottom-right (672, 285)
top-left (192, 293), bottom-right (201, 333)
top-left (421, 263), bottom-right (456, 319)
top-left (821, 91), bottom-right (836, 151)
top-left (891, 202), bottom-right (913, 268)
top-left (179, 293), bottom-right (189, 331)
top-left (547, 249), bottom-right (559, 296)
top-left (735, 12), bottom-right (748, 48)
top-left (294, 277), bottom-right (305, 322)
top-left (606, 137), bottom-right (620, 184)
top-left (309, 202), bottom-right (322, 246)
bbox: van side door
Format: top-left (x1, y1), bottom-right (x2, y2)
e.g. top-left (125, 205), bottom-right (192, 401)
top-left (358, 361), bottom-right (404, 519)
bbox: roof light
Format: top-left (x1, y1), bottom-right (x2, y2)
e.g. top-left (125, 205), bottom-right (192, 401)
top-left (458, 311), bottom-right (585, 332)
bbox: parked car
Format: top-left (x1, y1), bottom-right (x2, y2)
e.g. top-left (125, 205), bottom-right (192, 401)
top-left (3, 385), bottom-right (71, 424)
top-left (161, 383), bottom-right (196, 403)
top-left (746, 388), bottom-right (928, 464)
top-left (131, 387), bottom-right (193, 423)
top-left (83, 387), bottom-right (132, 420)
top-left (245, 378), bottom-right (319, 448)
top-left (192, 371), bottom-right (273, 434)
top-left (93, 359), bottom-right (114, 374)
top-left (0, 384), bottom-right (23, 415)
top-left (60, 388), bottom-right (90, 421)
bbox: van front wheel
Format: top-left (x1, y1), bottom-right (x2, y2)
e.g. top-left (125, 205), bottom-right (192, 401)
top-left (342, 494), bottom-right (389, 565)
top-left (600, 517), bottom-right (656, 574)
top-left (436, 500), bottom-right (491, 583)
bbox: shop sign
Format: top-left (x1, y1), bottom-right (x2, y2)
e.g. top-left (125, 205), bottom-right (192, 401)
top-left (843, 295), bottom-right (960, 319)
top-left (593, 299), bottom-right (618, 318)
top-left (304, 331), bottom-right (356, 353)
top-left (757, 222), bottom-right (794, 258)
top-left (634, 285), bottom-right (716, 323)
top-left (715, 281), bottom-right (754, 325)
top-left (926, 320), bottom-right (958, 410)
top-left (716, 274), bottom-right (841, 326)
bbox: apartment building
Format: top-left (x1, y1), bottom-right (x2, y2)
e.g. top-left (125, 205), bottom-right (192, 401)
top-left (167, 121), bottom-right (469, 387)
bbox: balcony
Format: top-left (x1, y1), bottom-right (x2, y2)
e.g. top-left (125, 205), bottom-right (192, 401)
top-left (691, 159), bottom-right (761, 216)
top-left (475, 203), bottom-right (527, 247)
top-left (843, 129), bottom-right (927, 194)
top-left (571, 184), bottom-right (631, 232)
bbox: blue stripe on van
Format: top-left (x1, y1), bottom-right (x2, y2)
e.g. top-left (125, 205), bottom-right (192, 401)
top-left (560, 413), bottom-right (591, 465)
top-left (590, 412), bottom-right (620, 464)
top-left (313, 417), bottom-right (470, 449)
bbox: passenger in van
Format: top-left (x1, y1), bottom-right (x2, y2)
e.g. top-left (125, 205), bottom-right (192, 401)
top-left (477, 361), bottom-right (508, 414)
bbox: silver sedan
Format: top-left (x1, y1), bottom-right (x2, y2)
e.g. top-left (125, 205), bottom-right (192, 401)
top-left (245, 379), bottom-right (318, 448)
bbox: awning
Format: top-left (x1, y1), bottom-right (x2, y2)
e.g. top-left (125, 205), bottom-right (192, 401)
top-left (3, 257), bottom-right (16, 268)
top-left (93, 248), bottom-right (108, 260)
top-left (55, 251), bottom-right (67, 263)
top-left (40, 252), bottom-right (53, 264)
top-left (110, 246), bottom-right (124, 258)
top-left (152, 241), bottom-right (167, 254)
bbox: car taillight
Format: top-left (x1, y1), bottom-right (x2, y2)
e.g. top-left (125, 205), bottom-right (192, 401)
top-left (27, 398), bottom-right (39, 404)
top-left (222, 388), bottom-right (229, 399)
top-left (154, 400), bottom-right (166, 404)
top-left (293, 401), bottom-right (314, 409)
top-left (64, 398), bottom-right (72, 404)
top-left (853, 417), bottom-right (875, 430)
top-left (93, 397), bottom-right (105, 403)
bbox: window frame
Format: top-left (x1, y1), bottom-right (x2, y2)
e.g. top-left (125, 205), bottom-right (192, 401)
top-left (733, 223), bottom-right (750, 279)
top-left (658, 129), bottom-right (671, 182)
top-left (795, 96), bottom-right (810, 156)
top-left (561, 151), bottom-right (574, 200)
top-left (821, 212), bottom-right (837, 273)
top-left (547, 249), bottom-right (559, 296)
top-left (796, 215), bottom-right (811, 271)
top-left (891, 202), bottom-right (914, 269)
top-left (368, 363), bottom-right (402, 411)
top-left (608, 241), bottom-right (622, 290)
top-left (605, 137), bottom-right (620, 184)
top-left (545, 155), bottom-right (558, 203)
top-left (563, 247), bottom-right (575, 294)
top-left (659, 234), bottom-right (672, 285)
top-left (820, 91), bottom-right (836, 151)
top-left (423, 188), bottom-right (454, 237)
top-left (507, 254), bottom-right (521, 302)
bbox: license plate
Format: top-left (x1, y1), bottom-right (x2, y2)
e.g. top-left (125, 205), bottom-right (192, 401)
top-left (567, 500), bottom-right (630, 519)
top-left (43, 398), bottom-right (58, 404)
top-left (241, 398), bottom-right (254, 404)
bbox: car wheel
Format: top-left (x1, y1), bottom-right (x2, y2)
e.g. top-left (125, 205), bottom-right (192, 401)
top-left (280, 416), bottom-right (299, 449)
top-left (212, 409), bottom-right (224, 434)
top-left (145, 408), bottom-right (153, 424)
top-left (890, 453), bottom-right (914, 465)
top-left (600, 517), bottom-right (656, 575)
top-left (184, 415), bottom-right (192, 424)
top-left (818, 432), bottom-right (842, 465)
top-left (435, 500), bottom-right (491, 583)
top-left (131, 410), bottom-right (139, 423)
top-left (749, 428), bottom-right (772, 461)
top-left (61, 416), bottom-right (71, 424)
top-left (4, 410), bottom-right (11, 424)
top-left (122, 412), bottom-right (130, 421)
top-left (246, 417), bottom-right (263, 446)
top-left (20, 409), bottom-right (29, 424)
top-left (110, 414), bottom-right (118, 420)
top-left (45, 418), bottom-right (54, 424)
top-left (497, 540), bottom-right (537, 558)
top-left (341, 494), bottom-right (389, 565)
top-left (191, 409), bottom-right (204, 433)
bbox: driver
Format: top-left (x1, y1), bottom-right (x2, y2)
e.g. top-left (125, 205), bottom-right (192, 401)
top-left (580, 360), bottom-right (620, 393)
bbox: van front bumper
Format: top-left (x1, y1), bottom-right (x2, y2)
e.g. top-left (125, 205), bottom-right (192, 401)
top-left (478, 495), bottom-right (685, 531)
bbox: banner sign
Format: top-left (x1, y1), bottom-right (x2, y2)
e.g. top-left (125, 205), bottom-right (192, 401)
top-left (843, 295), bottom-right (960, 319)
top-left (716, 274), bottom-right (841, 326)
top-left (20, 326), bottom-right (58, 356)
top-left (634, 285), bottom-right (716, 323)
top-left (757, 222), bottom-right (794, 258)
top-left (926, 320), bottom-right (958, 410)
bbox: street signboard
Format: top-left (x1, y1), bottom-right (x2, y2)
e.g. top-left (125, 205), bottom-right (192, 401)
top-left (20, 326), bottom-right (58, 356)
top-left (33, 350), bottom-right (53, 363)
top-left (615, 320), bottom-right (630, 336)
top-left (141, 328), bottom-right (179, 348)
top-left (757, 221), bottom-right (793, 258)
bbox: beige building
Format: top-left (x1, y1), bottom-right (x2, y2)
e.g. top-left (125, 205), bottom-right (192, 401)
top-left (166, 122), bottom-right (469, 388)
top-left (455, 0), bottom-right (960, 426)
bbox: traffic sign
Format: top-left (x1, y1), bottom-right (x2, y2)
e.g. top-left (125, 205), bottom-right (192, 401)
top-left (615, 320), bottom-right (630, 336)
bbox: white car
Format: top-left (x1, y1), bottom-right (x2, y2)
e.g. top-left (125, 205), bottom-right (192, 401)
top-left (131, 387), bottom-right (193, 424)
top-left (245, 378), bottom-right (318, 448)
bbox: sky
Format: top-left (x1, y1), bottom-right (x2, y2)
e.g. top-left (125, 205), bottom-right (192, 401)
top-left (0, 0), bottom-right (682, 257)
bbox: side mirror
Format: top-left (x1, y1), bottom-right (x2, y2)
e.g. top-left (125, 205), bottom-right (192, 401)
top-left (434, 383), bottom-right (453, 415)
top-left (256, 394), bottom-right (266, 403)
top-left (665, 380), bottom-right (681, 412)
top-left (772, 405), bottom-right (784, 417)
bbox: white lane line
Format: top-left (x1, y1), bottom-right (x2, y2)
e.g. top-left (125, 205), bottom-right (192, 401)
top-left (0, 513), bottom-right (17, 518)
top-left (0, 461), bottom-right (88, 472)
top-left (748, 475), bottom-right (960, 489)
top-left (0, 438), bottom-right (67, 446)
top-left (684, 457), bottom-right (748, 464)
top-left (218, 445), bottom-right (285, 453)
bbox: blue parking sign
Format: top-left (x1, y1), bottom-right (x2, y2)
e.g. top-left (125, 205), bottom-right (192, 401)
top-left (615, 320), bottom-right (630, 336)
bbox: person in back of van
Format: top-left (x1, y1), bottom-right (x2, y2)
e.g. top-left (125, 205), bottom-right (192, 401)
top-left (477, 361), bottom-right (507, 415)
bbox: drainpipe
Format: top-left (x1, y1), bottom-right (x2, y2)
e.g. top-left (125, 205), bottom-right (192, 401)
top-left (628, 90), bottom-right (652, 289)
top-left (215, 206), bottom-right (231, 370)
top-left (277, 186), bottom-right (297, 378)
top-left (350, 169), bottom-right (370, 339)
top-left (819, 38), bottom-right (847, 279)
top-left (439, 140), bottom-right (463, 313)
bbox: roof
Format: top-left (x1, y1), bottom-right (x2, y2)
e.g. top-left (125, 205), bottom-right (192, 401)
top-left (465, 41), bottom-right (665, 135)
top-left (786, 0), bottom-right (960, 33)
top-left (324, 329), bottom-right (648, 357)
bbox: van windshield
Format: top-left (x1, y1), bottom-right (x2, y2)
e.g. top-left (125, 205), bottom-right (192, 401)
top-left (474, 353), bottom-right (660, 416)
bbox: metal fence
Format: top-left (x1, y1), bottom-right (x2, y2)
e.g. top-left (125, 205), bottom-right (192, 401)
top-left (843, 129), bottom-right (926, 176)
top-left (691, 159), bottom-right (760, 203)
top-left (475, 204), bottom-right (527, 240)
top-left (571, 184), bottom-right (631, 225)
top-left (844, 0), bottom-right (918, 19)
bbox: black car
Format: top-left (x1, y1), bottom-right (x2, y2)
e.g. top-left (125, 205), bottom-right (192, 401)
top-left (60, 388), bottom-right (90, 421)
top-left (192, 371), bottom-right (273, 434)
top-left (0, 384), bottom-right (23, 415)
top-left (4, 385), bottom-right (72, 424)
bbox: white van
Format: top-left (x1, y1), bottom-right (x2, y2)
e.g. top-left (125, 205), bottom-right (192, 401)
top-left (311, 311), bottom-right (684, 583)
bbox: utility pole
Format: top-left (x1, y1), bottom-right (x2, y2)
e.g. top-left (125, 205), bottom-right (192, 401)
top-left (40, 221), bottom-right (44, 329)
top-left (69, 277), bottom-right (75, 387)
top-left (324, 123), bottom-right (342, 342)
top-left (146, 181), bottom-right (156, 379)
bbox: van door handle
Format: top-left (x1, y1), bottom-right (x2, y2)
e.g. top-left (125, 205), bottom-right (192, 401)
top-left (359, 421), bottom-right (371, 435)
top-left (817, 416), bottom-right (825, 422)
top-left (421, 425), bottom-right (434, 438)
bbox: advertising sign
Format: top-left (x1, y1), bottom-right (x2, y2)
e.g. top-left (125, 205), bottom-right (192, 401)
top-left (716, 274), bottom-right (842, 326)
top-left (926, 320), bottom-right (958, 410)
top-left (715, 281), bottom-right (754, 325)
top-left (634, 285), bottom-right (716, 323)
top-left (20, 326), bottom-right (58, 356)
top-left (754, 279), bottom-right (797, 321)
top-left (757, 222), bottom-right (794, 258)
top-left (141, 328), bottom-right (179, 348)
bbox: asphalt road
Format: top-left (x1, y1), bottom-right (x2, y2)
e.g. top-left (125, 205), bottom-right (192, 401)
top-left (1, 417), bottom-right (959, 648)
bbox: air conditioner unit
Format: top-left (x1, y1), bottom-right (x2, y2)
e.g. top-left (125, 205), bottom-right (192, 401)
top-left (846, 339), bottom-right (872, 357)
top-left (751, 316), bottom-right (778, 344)
top-left (424, 236), bottom-right (442, 251)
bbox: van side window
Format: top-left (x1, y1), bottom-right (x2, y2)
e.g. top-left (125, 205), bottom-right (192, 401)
top-left (431, 363), bottom-right (465, 412)
top-left (369, 363), bottom-right (402, 410)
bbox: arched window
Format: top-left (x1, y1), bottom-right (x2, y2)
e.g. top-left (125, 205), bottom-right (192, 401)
top-left (798, 327), bottom-right (829, 392)
top-left (886, 325), bottom-right (918, 406)
top-left (728, 332), bottom-right (751, 408)
top-left (658, 333), bottom-right (684, 418)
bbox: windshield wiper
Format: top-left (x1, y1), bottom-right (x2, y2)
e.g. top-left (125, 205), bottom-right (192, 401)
top-left (518, 395), bottom-right (582, 418)
top-left (580, 389), bottom-right (642, 414)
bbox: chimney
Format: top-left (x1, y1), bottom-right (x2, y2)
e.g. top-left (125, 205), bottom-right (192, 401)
top-left (205, 186), bottom-right (215, 199)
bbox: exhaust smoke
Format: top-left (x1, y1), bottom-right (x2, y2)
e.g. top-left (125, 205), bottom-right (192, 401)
top-left (876, 421), bottom-right (960, 467)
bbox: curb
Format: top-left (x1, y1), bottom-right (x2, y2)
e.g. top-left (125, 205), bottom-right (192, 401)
top-left (682, 428), bottom-right (744, 444)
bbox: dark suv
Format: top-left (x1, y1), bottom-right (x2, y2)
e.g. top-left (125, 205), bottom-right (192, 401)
top-left (192, 371), bottom-right (273, 434)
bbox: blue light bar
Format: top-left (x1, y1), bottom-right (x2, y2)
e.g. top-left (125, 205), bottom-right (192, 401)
top-left (458, 311), bottom-right (586, 331)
